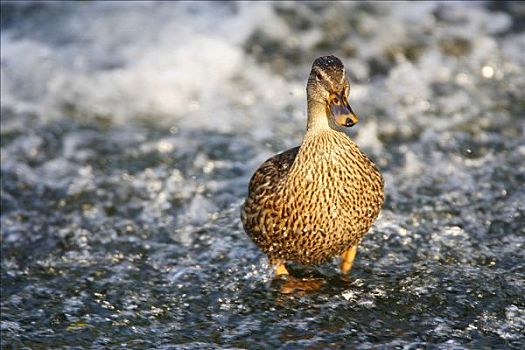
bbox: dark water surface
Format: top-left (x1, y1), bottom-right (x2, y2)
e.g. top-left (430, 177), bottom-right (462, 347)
top-left (1, 2), bottom-right (524, 349)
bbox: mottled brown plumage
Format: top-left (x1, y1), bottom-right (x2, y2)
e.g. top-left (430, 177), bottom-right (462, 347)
top-left (241, 55), bottom-right (384, 276)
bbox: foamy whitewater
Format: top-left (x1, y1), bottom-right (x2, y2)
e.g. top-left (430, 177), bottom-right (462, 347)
top-left (1, 2), bottom-right (524, 349)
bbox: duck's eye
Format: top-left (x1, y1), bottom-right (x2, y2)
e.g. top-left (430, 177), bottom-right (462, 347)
top-left (332, 96), bottom-right (339, 104)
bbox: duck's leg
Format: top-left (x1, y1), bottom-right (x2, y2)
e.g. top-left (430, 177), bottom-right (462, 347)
top-left (274, 261), bottom-right (289, 277)
top-left (340, 245), bottom-right (358, 274)
top-left (272, 260), bottom-right (325, 294)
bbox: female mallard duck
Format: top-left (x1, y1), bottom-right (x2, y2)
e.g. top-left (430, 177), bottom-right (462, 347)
top-left (241, 55), bottom-right (384, 277)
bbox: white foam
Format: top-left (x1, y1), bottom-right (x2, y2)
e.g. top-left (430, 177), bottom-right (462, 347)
top-left (1, 2), bottom-right (289, 137)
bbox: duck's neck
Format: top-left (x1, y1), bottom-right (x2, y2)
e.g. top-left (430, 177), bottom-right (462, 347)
top-left (305, 98), bottom-right (349, 143)
top-left (306, 100), bottom-right (331, 133)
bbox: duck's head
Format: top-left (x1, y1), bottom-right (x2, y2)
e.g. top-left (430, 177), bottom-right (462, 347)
top-left (307, 55), bottom-right (358, 129)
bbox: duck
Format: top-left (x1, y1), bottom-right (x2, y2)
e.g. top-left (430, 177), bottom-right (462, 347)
top-left (241, 55), bottom-right (384, 278)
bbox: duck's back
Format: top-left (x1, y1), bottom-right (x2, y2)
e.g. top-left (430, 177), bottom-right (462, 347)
top-left (241, 131), bottom-right (384, 265)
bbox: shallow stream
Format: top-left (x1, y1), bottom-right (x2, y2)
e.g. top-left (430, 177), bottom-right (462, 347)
top-left (1, 2), bottom-right (524, 349)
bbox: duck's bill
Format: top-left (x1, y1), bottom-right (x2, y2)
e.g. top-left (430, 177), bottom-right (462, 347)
top-left (330, 100), bottom-right (359, 127)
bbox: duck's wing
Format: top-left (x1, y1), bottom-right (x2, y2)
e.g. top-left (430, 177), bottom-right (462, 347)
top-left (247, 146), bottom-right (300, 194)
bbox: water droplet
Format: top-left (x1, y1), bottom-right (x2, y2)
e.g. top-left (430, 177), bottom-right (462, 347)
top-left (481, 65), bottom-right (494, 79)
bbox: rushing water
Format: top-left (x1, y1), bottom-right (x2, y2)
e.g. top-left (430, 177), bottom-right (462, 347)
top-left (1, 2), bottom-right (524, 349)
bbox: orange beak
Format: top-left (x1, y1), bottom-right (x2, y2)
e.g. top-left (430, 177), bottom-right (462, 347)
top-left (329, 94), bottom-right (359, 127)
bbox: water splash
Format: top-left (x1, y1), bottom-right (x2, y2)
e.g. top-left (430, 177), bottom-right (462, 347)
top-left (1, 2), bottom-right (524, 349)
